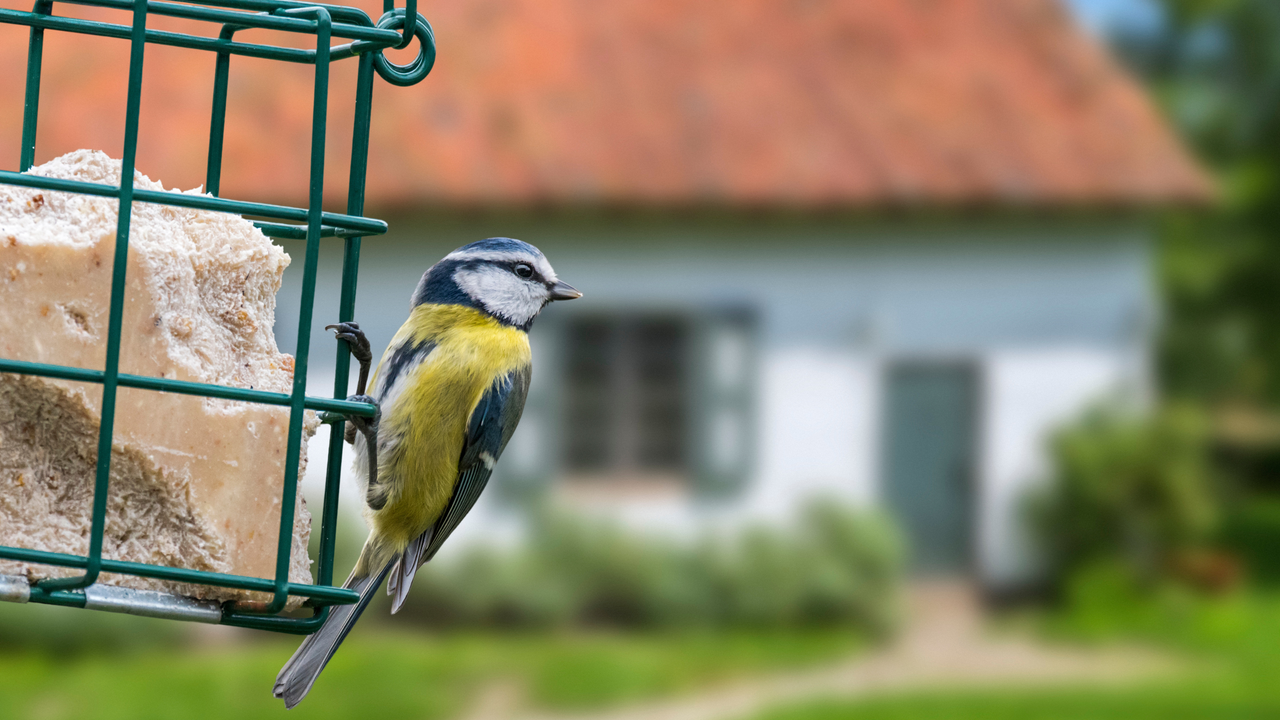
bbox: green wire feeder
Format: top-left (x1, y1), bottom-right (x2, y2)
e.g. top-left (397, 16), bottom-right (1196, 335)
top-left (0, 0), bottom-right (434, 634)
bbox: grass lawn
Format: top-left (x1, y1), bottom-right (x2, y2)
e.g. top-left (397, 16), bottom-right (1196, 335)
top-left (754, 587), bottom-right (1280, 720)
top-left (754, 687), bottom-right (1280, 720)
top-left (0, 621), bottom-right (863, 720)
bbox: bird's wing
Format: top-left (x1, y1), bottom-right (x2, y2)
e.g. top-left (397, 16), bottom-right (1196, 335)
top-left (371, 335), bottom-right (438, 404)
top-left (387, 365), bottom-right (531, 613)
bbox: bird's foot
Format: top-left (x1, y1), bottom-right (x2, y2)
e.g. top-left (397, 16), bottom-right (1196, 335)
top-left (341, 393), bottom-right (379, 445)
top-left (326, 321), bottom-right (373, 396)
top-left (325, 321), bottom-right (372, 366)
top-left (340, 393), bottom-right (386, 510)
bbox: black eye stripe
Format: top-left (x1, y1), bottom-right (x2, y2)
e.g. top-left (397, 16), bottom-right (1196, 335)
top-left (514, 263), bottom-right (534, 278)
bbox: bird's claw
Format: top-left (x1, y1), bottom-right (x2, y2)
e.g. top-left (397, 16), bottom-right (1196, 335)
top-left (327, 320), bottom-right (373, 396)
top-left (325, 322), bottom-right (372, 365)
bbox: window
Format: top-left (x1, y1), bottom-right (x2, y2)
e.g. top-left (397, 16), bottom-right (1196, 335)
top-left (563, 315), bottom-right (690, 482)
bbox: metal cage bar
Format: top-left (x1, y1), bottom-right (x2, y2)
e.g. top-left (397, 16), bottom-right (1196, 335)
top-left (35, 0), bottom-right (149, 597)
top-left (0, 0), bottom-right (435, 633)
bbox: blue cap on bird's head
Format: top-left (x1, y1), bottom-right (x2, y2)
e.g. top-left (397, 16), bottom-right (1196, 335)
top-left (412, 237), bottom-right (581, 329)
top-left (454, 237), bottom-right (540, 256)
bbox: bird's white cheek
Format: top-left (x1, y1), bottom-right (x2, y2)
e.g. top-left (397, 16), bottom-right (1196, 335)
top-left (454, 266), bottom-right (546, 326)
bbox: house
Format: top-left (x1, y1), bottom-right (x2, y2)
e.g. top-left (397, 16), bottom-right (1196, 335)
top-left (0, 0), bottom-right (1210, 589)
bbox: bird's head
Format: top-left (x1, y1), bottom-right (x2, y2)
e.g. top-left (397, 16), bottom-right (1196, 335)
top-left (413, 238), bottom-right (581, 330)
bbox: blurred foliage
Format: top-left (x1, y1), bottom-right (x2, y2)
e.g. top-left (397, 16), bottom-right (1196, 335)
top-left (0, 629), bottom-right (862, 720)
top-left (1027, 0), bottom-right (1280, 600)
top-left (1008, 0), bottom-right (1280, 617)
top-left (1219, 496), bottom-right (1280, 584)
top-left (397, 502), bottom-right (904, 636)
top-left (1042, 557), bottom-right (1248, 643)
top-left (1107, 1), bottom-right (1280, 407)
top-left (1029, 404), bottom-right (1218, 587)
top-left (0, 597), bottom-right (183, 656)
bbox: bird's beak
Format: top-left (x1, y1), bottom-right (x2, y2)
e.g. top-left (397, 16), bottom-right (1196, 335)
top-left (549, 280), bottom-right (582, 301)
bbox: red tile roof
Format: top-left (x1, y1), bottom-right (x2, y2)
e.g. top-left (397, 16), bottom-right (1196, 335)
top-left (0, 0), bottom-right (1211, 208)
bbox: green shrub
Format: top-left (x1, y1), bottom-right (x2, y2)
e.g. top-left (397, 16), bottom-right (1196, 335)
top-left (1220, 498), bottom-right (1280, 585)
top-left (1029, 404), bottom-right (1218, 588)
top-left (399, 502), bottom-right (904, 635)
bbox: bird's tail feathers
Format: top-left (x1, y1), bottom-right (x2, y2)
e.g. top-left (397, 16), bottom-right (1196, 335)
top-left (272, 551), bottom-right (397, 709)
top-left (387, 526), bottom-right (433, 615)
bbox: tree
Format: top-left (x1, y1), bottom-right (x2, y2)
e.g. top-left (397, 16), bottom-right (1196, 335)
top-left (1116, 1), bottom-right (1280, 407)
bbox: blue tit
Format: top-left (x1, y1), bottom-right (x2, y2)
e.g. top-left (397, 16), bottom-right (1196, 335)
top-left (274, 238), bottom-right (580, 707)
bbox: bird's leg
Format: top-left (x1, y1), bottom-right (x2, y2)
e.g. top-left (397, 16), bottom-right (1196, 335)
top-left (326, 322), bottom-right (374, 445)
top-left (326, 323), bottom-right (385, 510)
top-left (345, 393), bottom-right (385, 511)
top-left (325, 322), bottom-right (373, 396)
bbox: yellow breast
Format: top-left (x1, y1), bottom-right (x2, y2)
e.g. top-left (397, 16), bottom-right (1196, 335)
top-left (366, 304), bottom-right (531, 550)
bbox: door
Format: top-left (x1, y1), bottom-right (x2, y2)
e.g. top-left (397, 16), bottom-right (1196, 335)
top-left (882, 363), bottom-right (977, 574)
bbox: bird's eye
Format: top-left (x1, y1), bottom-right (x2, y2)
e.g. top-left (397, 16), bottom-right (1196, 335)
top-left (514, 263), bottom-right (534, 278)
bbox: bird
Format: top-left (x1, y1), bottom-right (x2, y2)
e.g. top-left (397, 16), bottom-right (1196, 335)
top-left (273, 237), bottom-right (581, 707)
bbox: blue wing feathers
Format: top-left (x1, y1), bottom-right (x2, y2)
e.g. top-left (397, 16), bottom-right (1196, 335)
top-left (386, 365), bottom-right (531, 613)
top-left (428, 365), bottom-right (530, 561)
top-left (376, 338), bottom-right (437, 400)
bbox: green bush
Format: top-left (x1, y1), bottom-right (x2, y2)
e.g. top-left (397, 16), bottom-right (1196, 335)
top-left (399, 502), bottom-right (904, 635)
top-left (1220, 498), bottom-right (1280, 585)
top-left (1029, 404), bottom-right (1219, 588)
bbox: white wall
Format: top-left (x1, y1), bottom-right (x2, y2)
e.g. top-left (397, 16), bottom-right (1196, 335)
top-left (745, 348), bottom-right (880, 520)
